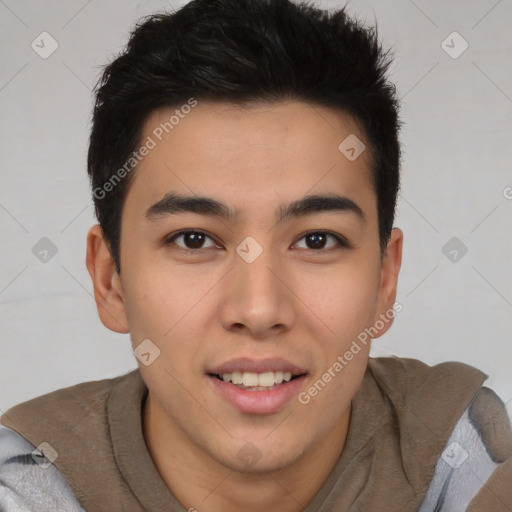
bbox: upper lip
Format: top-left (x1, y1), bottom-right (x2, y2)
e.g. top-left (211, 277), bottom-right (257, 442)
top-left (207, 357), bottom-right (308, 376)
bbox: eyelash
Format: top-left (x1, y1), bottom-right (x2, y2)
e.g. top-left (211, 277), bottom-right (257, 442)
top-left (164, 229), bottom-right (350, 252)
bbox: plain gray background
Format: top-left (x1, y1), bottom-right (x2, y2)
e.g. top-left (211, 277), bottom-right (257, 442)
top-left (0, 0), bottom-right (511, 419)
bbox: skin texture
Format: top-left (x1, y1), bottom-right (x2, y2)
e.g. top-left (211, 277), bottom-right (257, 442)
top-left (86, 100), bottom-right (403, 511)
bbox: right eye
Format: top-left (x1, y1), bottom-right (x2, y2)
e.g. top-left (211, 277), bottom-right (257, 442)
top-left (164, 230), bottom-right (220, 251)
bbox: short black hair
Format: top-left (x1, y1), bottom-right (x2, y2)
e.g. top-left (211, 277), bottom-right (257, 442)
top-left (87, 0), bottom-right (401, 274)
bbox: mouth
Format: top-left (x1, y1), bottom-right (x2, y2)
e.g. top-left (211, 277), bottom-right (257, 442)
top-left (206, 369), bottom-right (308, 415)
top-left (209, 370), bottom-right (306, 391)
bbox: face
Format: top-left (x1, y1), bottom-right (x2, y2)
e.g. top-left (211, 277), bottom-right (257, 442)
top-left (88, 100), bottom-right (402, 474)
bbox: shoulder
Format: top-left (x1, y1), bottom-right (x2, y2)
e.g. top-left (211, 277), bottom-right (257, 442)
top-left (367, 356), bottom-right (488, 411)
top-left (367, 356), bottom-right (488, 392)
top-left (1, 371), bottom-right (133, 426)
top-left (0, 371), bottom-right (143, 511)
top-left (419, 386), bottom-right (512, 511)
top-left (0, 425), bottom-right (86, 511)
top-left (0, 370), bottom-right (141, 445)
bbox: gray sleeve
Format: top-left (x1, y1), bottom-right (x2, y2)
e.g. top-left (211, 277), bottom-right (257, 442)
top-left (418, 386), bottom-right (511, 512)
top-left (0, 425), bottom-right (86, 512)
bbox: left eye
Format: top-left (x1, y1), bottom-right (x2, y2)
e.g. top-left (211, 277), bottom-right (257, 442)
top-left (294, 231), bottom-right (346, 250)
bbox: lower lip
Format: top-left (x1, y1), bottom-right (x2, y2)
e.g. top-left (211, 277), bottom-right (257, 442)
top-left (207, 374), bottom-right (307, 415)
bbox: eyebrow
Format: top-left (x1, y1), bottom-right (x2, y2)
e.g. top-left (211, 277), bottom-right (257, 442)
top-left (145, 192), bottom-right (366, 224)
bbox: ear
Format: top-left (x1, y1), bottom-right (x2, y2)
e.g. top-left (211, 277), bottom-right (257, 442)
top-left (371, 227), bottom-right (403, 338)
top-left (85, 224), bottom-right (130, 334)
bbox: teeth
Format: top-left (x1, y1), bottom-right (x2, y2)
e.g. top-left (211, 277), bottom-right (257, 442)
top-left (218, 370), bottom-right (297, 387)
top-left (243, 372), bottom-right (259, 387)
top-left (258, 372), bottom-right (274, 387)
top-left (231, 371), bottom-right (243, 385)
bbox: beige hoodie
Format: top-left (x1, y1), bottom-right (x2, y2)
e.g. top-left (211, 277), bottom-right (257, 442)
top-left (1, 357), bottom-right (511, 511)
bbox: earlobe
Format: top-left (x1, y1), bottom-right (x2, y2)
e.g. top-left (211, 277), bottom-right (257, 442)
top-left (85, 224), bottom-right (130, 334)
top-left (372, 227), bottom-right (403, 338)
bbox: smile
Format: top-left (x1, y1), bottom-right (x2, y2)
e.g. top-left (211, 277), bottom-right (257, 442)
top-left (214, 370), bottom-right (300, 389)
top-left (207, 372), bottom-right (308, 414)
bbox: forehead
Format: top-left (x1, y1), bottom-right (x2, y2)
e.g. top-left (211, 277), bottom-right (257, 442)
top-left (125, 100), bottom-right (376, 221)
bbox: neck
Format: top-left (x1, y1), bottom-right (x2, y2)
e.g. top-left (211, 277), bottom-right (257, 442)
top-left (143, 394), bottom-right (351, 512)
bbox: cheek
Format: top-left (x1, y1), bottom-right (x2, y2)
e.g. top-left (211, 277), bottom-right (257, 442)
top-left (297, 258), bottom-right (380, 341)
top-left (120, 248), bottom-right (181, 333)
top-left (294, 258), bottom-right (378, 423)
top-left (122, 276), bottom-right (170, 341)
top-left (121, 263), bottom-right (210, 370)
top-left (296, 343), bottom-right (369, 446)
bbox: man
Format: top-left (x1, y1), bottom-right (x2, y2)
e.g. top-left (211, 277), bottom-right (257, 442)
top-left (1, 0), bottom-right (511, 510)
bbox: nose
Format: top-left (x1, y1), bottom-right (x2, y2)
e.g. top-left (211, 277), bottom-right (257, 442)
top-left (220, 244), bottom-right (295, 339)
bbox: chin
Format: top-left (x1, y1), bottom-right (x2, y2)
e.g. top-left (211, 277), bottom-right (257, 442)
top-left (210, 439), bottom-right (308, 475)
